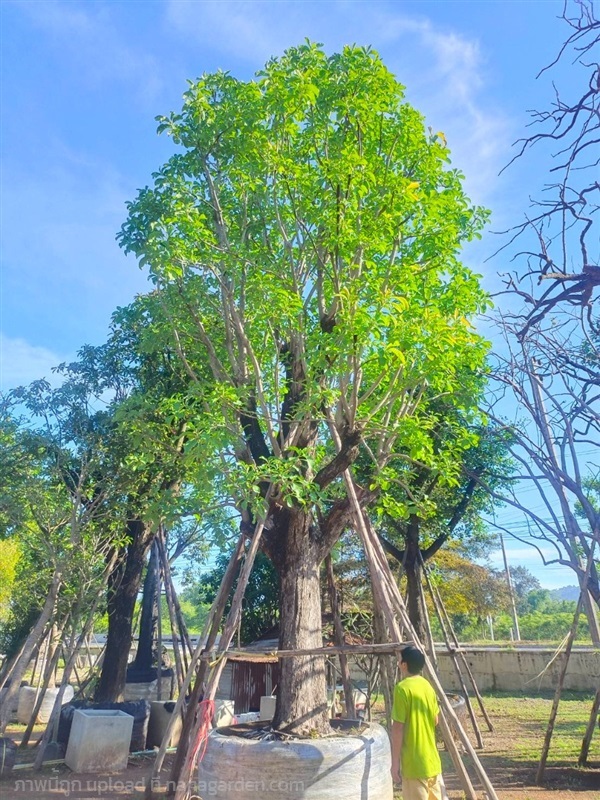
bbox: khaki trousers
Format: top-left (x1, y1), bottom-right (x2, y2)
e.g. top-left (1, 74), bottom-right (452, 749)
top-left (401, 775), bottom-right (446, 800)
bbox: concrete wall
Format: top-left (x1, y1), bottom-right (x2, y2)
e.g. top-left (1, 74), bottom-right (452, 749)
top-left (436, 647), bottom-right (600, 692)
top-left (214, 647), bottom-right (600, 703)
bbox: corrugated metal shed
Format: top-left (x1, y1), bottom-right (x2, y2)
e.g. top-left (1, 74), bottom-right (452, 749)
top-left (231, 659), bottom-right (280, 713)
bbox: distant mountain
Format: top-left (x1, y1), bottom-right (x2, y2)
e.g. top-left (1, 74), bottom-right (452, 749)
top-left (550, 585), bottom-right (580, 601)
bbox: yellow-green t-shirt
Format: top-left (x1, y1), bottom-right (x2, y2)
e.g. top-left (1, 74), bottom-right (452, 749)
top-left (392, 675), bottom-right (441, 780)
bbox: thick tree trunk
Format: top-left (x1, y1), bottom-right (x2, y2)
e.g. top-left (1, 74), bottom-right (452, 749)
top-left (271, 509), bottom-right (330, 736)
top-left (95, 519), bottom-right (154, 702)
top-left (131, 539), bottom-right (159, 675)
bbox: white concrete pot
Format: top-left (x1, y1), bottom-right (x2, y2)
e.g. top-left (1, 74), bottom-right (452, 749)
top-left (213, 699), bottom-right (235, 728)
top-left (65, 709), bottom-right (134, 773)
top-left (259, 696), bottom-right (276, 721)
top-left (17, 685), bottom-right (74, 725)
top-left (198, 721), bottom-right (393, 800)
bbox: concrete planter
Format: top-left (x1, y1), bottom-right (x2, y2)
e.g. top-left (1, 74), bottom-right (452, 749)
top-left (65, 709), bottom-right (134, 773)
top-left (214, 700), bottom-right (235, 728)
top-left (0, 737), bottom-right (17, 776)
top-left (259, 696), bottom-right (276, 721)
top-left (147, 701), bottom-right (182, 749)
top-left (198, 720), bottom-right (393, 800)
top-left (17, 685), bottom-right (74, 725)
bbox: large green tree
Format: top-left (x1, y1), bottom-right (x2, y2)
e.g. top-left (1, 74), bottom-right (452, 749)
top-left (119, 43), bottom-right (490, 734)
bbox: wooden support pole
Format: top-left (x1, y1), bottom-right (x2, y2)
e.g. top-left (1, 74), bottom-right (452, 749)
top-left (31, 629), bottom-right (50, 691)
top-left (157, 532), bottom-right (185, 695)
top-left (536, 595), bottom-right (582, 784)
top-left (0, 574), bottom-right (62, 735)
top-left (334, 459), bottom-right (481, 800)
top-left (145, 531), bottom-right (246, 795)
top-left (20, 625), bottom-right (66, 748)
top-left (433, 579), bottom-right (494, 732)
top-left (578, 687), bottom-right (600, 767)
top-left (158, 530), bottom-right (194, 670)
top-left (373, 602), bottom-right (395, 731)
top-left (422, 559), bottom-right (485, 748)
top-left (173, 514), bottom-right (269, 800)
top-left (72, 644), bottom-right (106, 702)
top-left (207, 641), bottom-right (410, 661)
top-left (325, 554), bottom-right (356, 719)
top-left (155, 540), bottom-right (164, 701)
top-left (33, 599), bottom-right (101, 770)
top-left (325, 416), bottom-right (499, 800)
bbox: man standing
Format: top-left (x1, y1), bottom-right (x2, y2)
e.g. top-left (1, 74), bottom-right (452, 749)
top-left (390, 645), bottom-right (444, 800)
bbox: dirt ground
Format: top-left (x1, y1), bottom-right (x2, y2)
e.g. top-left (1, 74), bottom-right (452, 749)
top-left (1, 692), bottom-right (598, 799)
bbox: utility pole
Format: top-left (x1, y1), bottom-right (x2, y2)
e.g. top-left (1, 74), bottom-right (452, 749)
top-left (500, 531), bottom-right (521, 641)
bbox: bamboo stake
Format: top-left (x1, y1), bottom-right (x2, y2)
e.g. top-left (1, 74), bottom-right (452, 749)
top-left (328, 417), bottom-right (498, 800)
top-left (162, 547), bottom-right (194, 666)
top-left (372, 602), bottom-right (395, 731)
top-left (155, 540), bottom-right (164, 701)
top-left (0, 641), bottom-right (27, 693)
top-left (72, 644), bottom-right (106, 701)
top-left (33, 596), bottom-right (103, 770)
top-left (84, 635), bottom-right (95, 676)
top-left (418, 576), bottom-right (438, 670)
top-left (336, 463), bottom-right (480, 800)
top-left (0, 574), bottom-right (62, 735)
top-left (578, 687), bottom-right (600, 767)
top-left (158, 533), bottom-right (186, 694)
top-left (159, 531), bottom-right (193, 672)
top-left (325, 554), bottom-right (356, 719)
top-left (31, 630), bottom-right (50, 691)
top-left (536, 595), bottom-right (583, 784)
top-left (145, 532), bottom-right (246, 795)
top-left (203, 641), bottom-right (411, 660)
top-left (32, 552), bottom-right (118, 769)
top-left (537, 542), bottom-right (596, 782)
top-left (66, 639), bottom-right (85, 690)
top-left (421, 558), bottom-right (485, 748)
top-left (20, 622), bottom-right (68, 747)
top-left (173, 514), bottom-right (269, 800)
top-left (434, 579), bottom-right (494, 732)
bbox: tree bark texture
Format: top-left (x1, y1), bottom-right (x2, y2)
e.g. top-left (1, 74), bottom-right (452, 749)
top-left (131, 539), bottom-right (159, 675)
top-left (271, 508), bottom-right (330, 735)
top-left (95, 518), bottom-right (154, 702)
top-left (404, 516), bottom-right (427, 643)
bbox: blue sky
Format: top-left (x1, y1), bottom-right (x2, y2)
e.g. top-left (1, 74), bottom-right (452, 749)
top-left (1, 0), bottom-right (580, 589)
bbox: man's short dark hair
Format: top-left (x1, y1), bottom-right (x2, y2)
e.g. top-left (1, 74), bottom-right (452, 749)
top-left (401, 645), bottom-right (425, 675)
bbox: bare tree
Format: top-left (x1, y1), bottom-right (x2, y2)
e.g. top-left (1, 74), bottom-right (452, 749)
top-left (498, 0), bottom-right (599, 339)
top-left (485, 1), bottom-right (600, 643)
top-left (485, 315), bottom-right (600, 643)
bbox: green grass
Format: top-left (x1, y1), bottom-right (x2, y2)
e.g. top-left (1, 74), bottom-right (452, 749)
top-left (482, 690), bottom-right (596, 763)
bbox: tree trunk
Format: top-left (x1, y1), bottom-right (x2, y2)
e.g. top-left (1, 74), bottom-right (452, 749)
top-left (95, 519), bottom-right (154, 702)
top-left (404, 515), bottom-right (427, 642)
top-left (580, 581), bottom-right (600, 646)
top-left (271, 508), bottom-right (330, 735)
top-left (131, 539), bottom-right (159, 675)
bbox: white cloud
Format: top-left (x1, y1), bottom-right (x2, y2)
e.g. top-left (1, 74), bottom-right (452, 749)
top-left (164, 0), bottom-right (513, 207)
top-left (165, 0), bottom-right (300, 62)
top-left (0, 334), bottom-right (67, 391)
